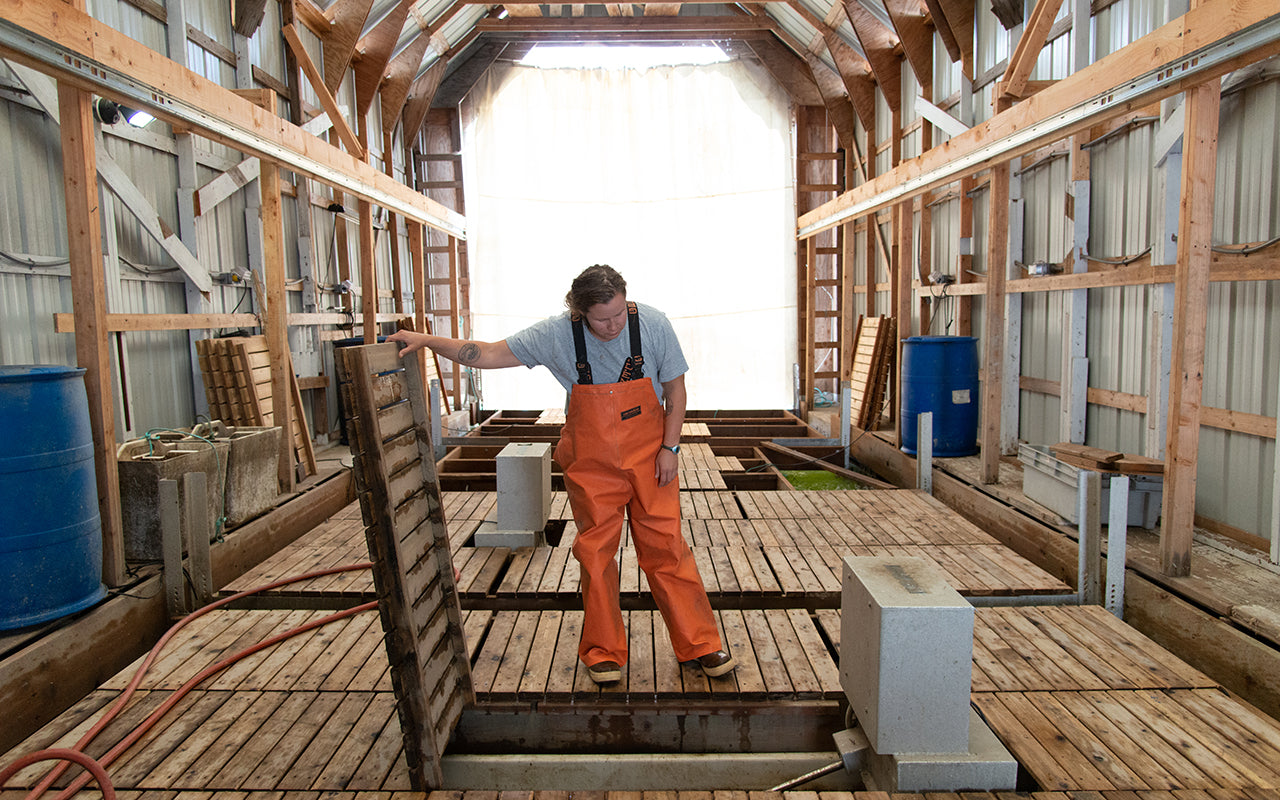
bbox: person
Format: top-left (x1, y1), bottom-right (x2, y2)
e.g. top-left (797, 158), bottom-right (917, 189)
top-left (388, 264), bottom-right (735, 684)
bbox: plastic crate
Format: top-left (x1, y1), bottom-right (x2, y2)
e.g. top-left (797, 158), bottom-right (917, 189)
top-left (1018, 443), bottom-right (1163, 528)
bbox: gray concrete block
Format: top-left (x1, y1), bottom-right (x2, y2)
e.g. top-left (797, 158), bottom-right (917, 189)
top-left (865, 708), bottom-right (1017, 792)
top-left (472, 520), bottom-right (546, 549)
top-left (841, 555), bottom-right (974, 754)
top-left (496, 442), bottom-right (552, 533)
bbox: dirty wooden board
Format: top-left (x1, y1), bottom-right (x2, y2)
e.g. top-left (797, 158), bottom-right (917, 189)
top-left (94, 609), bottom-right (492, 694)
top-left (7, 792), bottom-right (1280, 800)
top-left (973, 687), bottom-right (1280, 792)
top-left (468, 608), bottom-right (841, 703)
top-left (763, 545), bottom-right (1068, 598)
top-left (816, 605), bottom-right (1220, 693)
top-left (0, 687), bottom-right (410, 793)
top-left (337, 342), bottom-right (473, 789)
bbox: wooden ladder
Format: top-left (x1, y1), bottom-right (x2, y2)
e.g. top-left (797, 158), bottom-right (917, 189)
top-left (414, 108), bottom-right (471, 411)
top-left (796, 105), bottom-right (845, 416)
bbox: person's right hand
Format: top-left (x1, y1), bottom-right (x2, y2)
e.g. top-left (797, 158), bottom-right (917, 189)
top-left (386, 329), bottom-right (429, 357)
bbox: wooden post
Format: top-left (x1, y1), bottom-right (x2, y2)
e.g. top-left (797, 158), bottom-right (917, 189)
top-left (981, 160), bottom-right (1010, 484)
top-left (447, 235), bottom-right (463, 410)
top-left (58, 80), bottom-right (125, 587)
top-left (239, 88), bottom-right (293, 494)
top-left (408, 220), bottom-right (431, 397)
top-left (893, 199), bottom-right (913, 447)
top-left (1159, 78), bottom-right (1220, 576)
top-left (384, 129), bottom-right (405, 314)
top-left (359, 199), bottom-right (377, 343)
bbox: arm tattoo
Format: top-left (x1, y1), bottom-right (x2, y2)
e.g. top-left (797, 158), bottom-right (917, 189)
top-left (457, 342), bottom-right (481, 365)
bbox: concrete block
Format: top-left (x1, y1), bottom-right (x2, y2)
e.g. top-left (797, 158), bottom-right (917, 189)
top-left (221, 426), bottom-right (282, 527)
top-left (118, 436), bottom-right (229, 560)
top-left (841, 555), bottom-right (974, 754)
top-left (866, 708), bottom-right (1017, 792)
top-left (496, 441), bottom-right (552, 533)
top-left (472, 521), bottom-right (545, 548)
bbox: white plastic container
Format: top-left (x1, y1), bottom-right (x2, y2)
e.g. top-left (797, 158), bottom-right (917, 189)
top-left (1018, 443), bottom-right (1163, 528)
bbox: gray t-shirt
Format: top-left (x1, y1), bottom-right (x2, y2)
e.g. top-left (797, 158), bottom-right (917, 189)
top-left (505, 301), bottom-right (689, 403)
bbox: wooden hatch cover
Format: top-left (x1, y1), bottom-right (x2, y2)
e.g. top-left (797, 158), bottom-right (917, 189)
top-left (336, 342), bottom-right (473, 789)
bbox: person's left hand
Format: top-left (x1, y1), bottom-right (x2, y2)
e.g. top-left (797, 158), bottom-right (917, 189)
top-left (656, 447), bottom-right (678, 487)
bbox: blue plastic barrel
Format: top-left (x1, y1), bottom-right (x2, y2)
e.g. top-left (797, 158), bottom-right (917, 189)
top-left (0, 365), bottom-right (107, 630)
top-left (900, 336), bottom-right (980, 457)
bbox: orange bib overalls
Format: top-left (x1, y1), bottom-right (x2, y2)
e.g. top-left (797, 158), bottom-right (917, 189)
top-left (555, 306), bottom-right (722, 667)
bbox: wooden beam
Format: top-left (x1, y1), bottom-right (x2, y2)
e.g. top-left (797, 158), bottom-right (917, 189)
top-left (282, 24), bottom-right (366, 161)
top-left (936, 0), bottom-right (975, 79)
top-left (821, 30), bottom-right (877, 134)
top-left (321, 0), bottom-right (375, 96)
top-left (233, 0), bottom-right (270, 36)
top-left (360, 199), bottom-right (378, 343)
top-left (999, 0), bottom-right (1067, 101)
top-left (981, 160), bottom-right (1010, 483)
top-left (6, 62), bottom-right (214, 294)
top-left (1160, 78), bottom-right (1220, 577)
top-left (236, 88), bottom-right (294, 494)
top-left (379, 31), bottom-right (435, 135)
top-left (741, 34), bottom-right (824, 108)
top-left (803, 53), bottom-right (858, 152)
top-left (294, 0), bottom-right (332, 37)
top-left (841, 0), bottom-right (902, 113)
top-left (0, 1), bottom-right (463, 234)
top-left (475, 15), bottom-right (778, 33)
top-left (923, 0), bottom-right (962, 65)
top-left (58, 80), bottom-right (125, 588)
top-left (893, 199), bottom-right (912, 446)
top-left (354, 0), bottom-right (414, 118)
top-left (883, 0), bottom-right (935, 88)
top-left (797, 0), bottom-right (1280, 239)
top-left (401, 60), bottom-right (448, 146)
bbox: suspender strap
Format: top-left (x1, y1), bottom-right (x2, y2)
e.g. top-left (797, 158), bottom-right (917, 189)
top-left (571, 313), bottom-right (593, 385)
top-left (617, 302), bottom-right (645, 383)
top-left (572, 302), bottom-right (645, 385)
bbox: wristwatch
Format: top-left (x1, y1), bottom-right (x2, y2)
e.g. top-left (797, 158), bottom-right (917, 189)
top-left (660, 443), bottom-right (680, 454)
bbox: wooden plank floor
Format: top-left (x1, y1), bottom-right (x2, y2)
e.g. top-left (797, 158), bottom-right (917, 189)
top-left (224, 488), bottom-right (1069, 604)
top-left (14, 791), bottom-right (1280, 800)
top-left (11, 484), bottom-right (1280, 798)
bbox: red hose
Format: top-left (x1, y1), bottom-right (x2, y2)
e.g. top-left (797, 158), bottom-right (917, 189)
top-left (5, 561), bottom-right (375, 800)
top-left (0, 751), bottom-right (115, 800)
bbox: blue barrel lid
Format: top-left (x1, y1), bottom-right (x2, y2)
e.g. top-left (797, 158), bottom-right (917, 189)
top-left (0, 365), bottom-right (87, 383)
top-left (904, 335), bottom-right (977, 343)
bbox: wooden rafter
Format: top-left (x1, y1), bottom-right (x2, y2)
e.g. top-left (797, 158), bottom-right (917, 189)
top-left (283, 23), bottom-right (367, 160)
top-left (798, 0), bottom-right (1280, 239)
top-left (354, 0), bottom-right (415, 117)
top-left (883, 0), bottom-right (934, 87)
top-left (936, 0), bottom-right (975, 79)
top-left (234, 0), bottom-right (270, 36)
top-left (379, 29), bottom-right (436, 130)
top-left (999, 0), bottom-right (1066, 101)
top-left (322, 0), bottom-right (376, 96)
top-left (822, 30), bottom-right (877, 133)
top-left (401, 60), bottom-right (448, 146)
top-left (923, 0), bottom-right (961, 65)
top-left (739, 35), bottom-right (824, 107)
top-left (804, 51), bottom-right (858, 151)
top-left (644, 4), bottom-right (684, 14)
top-left (841, 0), bottom-right (901, 113)
top-left (503, 3), bottom-right (545, 16)
top-left (293, 0), bottom-right (331, 37)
